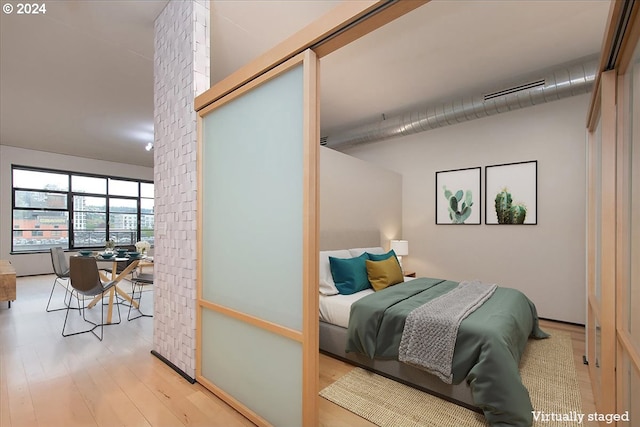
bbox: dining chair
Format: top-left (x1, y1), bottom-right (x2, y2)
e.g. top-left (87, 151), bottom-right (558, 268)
top-left (113, 245), bottom-right (137, 282)
top-left (46, 247), bottom-right (75, 312)
top-left (62, 256), bottom-right (121, 341)
top-left (128, 272), bottom-right (153, 321)
top-left (115, 245), bottom-right (136, 271)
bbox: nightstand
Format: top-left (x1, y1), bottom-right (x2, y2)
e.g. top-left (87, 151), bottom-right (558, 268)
top-left (403, 271), bottom-right (416, 278)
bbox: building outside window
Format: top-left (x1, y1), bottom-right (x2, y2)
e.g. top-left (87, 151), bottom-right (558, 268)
top-left (11, 166), bottom-right (154, 253)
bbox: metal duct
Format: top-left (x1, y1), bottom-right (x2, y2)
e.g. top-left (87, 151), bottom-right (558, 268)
top-left (322, 58), bottom-right (598, 149)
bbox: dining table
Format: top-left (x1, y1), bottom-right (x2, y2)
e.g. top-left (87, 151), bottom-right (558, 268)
top-left (85, 254), bottom-right (150, 324)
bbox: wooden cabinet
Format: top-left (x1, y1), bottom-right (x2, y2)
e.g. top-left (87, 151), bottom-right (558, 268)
top-left (0, 260), bottom-right (16, 308)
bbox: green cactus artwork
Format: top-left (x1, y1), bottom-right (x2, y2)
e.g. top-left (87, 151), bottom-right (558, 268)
top-left (494, 188), bottom-right (527, 224)
top-left (443, 186), bottom-right (473, 224)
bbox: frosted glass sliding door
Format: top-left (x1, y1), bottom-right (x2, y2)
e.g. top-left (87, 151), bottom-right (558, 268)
top-left (196, 50), bottom-right (318, 427)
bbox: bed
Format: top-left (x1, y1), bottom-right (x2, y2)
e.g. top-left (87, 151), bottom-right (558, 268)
top-left (318, 247), bottom-right (548, 427)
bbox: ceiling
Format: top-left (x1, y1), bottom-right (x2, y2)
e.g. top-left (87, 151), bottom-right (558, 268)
top-left (320, 0), bottom-right (609, 137)
top-left (0, 0), bottom-right (168, 168)
top-left (0, 1), bottom-right (610, 168)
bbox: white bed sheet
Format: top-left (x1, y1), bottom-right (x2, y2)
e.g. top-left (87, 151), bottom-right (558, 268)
top-left (319, 277), bottom-right (415, 328)
top-left (319, 289), bottom-right (374, 328)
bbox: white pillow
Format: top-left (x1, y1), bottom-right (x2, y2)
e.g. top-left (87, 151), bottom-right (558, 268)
top-left (319, 250), bottom-right (352, 295)
top-left (348, 247), bottom-right (385, 257)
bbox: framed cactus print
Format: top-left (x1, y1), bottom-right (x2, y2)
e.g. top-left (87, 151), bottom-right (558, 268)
top-left (435, 167), bottom-right (481, 224)
top-left (485, 160), bottom-right (537, 225)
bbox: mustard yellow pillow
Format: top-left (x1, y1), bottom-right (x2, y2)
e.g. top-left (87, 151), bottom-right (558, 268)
top-left (365, 256), bottom-right (404, 291)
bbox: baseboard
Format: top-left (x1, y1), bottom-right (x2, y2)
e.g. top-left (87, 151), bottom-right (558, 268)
top-left (15, 273), bottom-right (54, 278)
top-left (150, 350), bottom-right (196, 384)
top-left (539, 317), bottom-right (585, 327)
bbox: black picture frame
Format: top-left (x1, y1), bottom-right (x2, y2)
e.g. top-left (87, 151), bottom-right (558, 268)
top-left (485, 160), bottom-right (537, 225)
top-left (435, 167), bottom-right (481, 225)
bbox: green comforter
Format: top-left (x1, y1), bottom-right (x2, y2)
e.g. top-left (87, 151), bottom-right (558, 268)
top-left (346, 278), bottom-right (548, 427)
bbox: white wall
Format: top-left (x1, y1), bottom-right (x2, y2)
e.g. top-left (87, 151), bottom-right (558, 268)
top-left (343, 94), bottom-right (588, 324)
top-left (320, 146), bottom-right (403, 250)
top-left (0, 145), bottom-right (153, 276)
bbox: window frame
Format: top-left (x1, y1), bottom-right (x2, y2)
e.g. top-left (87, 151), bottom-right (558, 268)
top-left (11, 165), bottom-right (153, 254)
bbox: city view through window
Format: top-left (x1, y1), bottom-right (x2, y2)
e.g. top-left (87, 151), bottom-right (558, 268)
top-left (12, 167), bottom-right (153, 253)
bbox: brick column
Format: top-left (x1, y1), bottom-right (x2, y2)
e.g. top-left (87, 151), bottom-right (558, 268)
top-left (153, 0), bottom-right (209, 378)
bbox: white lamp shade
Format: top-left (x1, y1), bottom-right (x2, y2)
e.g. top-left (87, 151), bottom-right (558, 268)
top-left (390, 240), bottom-right (409, 256)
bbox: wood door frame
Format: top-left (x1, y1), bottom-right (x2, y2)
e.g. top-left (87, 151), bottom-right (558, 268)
top-left (586, 70), bottom-right (617, 413)
top-left (586, 102), bottom-right (602, 405)
top-left (598, 69), bottom-right (618, 415)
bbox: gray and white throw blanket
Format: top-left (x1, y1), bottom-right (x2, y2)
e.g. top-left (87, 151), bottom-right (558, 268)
top-left (398, 280), bottom-right (497, 383)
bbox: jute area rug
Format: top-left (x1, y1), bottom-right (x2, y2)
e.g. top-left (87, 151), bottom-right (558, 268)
top-left (320, 331), bottom-right (582, 427)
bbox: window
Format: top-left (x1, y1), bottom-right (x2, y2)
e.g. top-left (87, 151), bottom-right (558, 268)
top-left (11, 166), bottom-right (154, 253)
top-left (73, 195), bottom-right (106, 248)
top-left (108, 197), bottom-right (138, 246)
top-left (140, 182), bottom-right (154, 245)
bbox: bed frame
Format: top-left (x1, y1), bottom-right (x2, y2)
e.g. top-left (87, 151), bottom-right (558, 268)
top-left (319, 320), bottom-right (481, 413)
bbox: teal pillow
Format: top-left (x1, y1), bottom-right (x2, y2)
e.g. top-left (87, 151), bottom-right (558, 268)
top-left (329, 253), bottom-right (370, 295)
top-left (368, 249), bottom-right (398, 262)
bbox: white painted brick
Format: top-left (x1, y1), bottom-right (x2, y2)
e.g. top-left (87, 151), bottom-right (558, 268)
top-left (153, 0), bottom-right (209, 379)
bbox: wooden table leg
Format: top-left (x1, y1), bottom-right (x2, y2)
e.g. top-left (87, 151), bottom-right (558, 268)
top-left (87, 294), bottom-right (101, 309)
top-left (116, 286), bottom-right (139, 309)
top-left (88, 270), bottom-right (112, 308)
top-left (87, 258), bottom-right (141, 322)
top-left (107, 287), bottom-right (115, 323)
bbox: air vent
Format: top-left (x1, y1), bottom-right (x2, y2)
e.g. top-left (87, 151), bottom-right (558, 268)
top-left (320, 136), bottom-right (328, 146)
top-left (483, 79), bottom-right (545, 101)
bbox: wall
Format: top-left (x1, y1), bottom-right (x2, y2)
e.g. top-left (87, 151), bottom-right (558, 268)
top-left (319, 146), bottom-right (402, 250)
top-left (153, 0), bottom-right (209, 379)
top-left (0, 145), bottom-right (153, 276)
top-left (343, 94), bottom-right (588, 324)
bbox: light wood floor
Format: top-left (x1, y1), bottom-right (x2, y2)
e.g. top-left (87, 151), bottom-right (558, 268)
top-left (1, 275), bottom-right (597, 427)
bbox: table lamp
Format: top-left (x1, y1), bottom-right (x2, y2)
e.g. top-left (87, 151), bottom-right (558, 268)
top-left (390, 240), bottom-right (409, 271)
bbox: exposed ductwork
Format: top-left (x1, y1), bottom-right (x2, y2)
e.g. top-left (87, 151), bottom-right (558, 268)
top-left (322, 58), bottom-right (598, 149)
